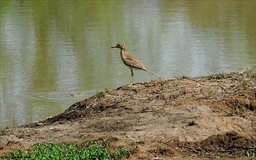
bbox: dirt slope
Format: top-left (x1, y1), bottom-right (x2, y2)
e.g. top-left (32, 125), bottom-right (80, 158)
top-left (0, 73), bottom-right (255, 159)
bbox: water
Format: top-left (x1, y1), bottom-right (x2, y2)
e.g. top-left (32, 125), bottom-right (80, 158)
top-left (0, 0), bottom-right (255, 128)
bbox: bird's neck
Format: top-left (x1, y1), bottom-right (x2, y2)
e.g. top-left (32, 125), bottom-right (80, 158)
top-left (120, 49), bottom-right (125, 55)
top-left (120, 49), bottom-right (126, 60)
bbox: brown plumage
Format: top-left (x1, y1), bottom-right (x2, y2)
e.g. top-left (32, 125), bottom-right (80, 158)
top-left (111, 43), bottom-right (153, 76)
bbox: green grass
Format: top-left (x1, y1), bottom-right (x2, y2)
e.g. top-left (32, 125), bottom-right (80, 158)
top-left (241, 65), bottom-right (256, 78)
top-left (245, 149), bottom-right (256, 158)
top-left (1, 140), bottom-right (130, 160)
top-left (113, 148), bottom-right (130, 160)
top-left (96, 91), bottom-right (105, 98)
top-left (205, 72), bottom-right (235, 80)
top-left (205, 66), bottom-right (256, 80)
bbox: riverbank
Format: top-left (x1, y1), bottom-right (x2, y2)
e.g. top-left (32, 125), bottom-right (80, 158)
top-left (1, 71), bottom-right (255, 159)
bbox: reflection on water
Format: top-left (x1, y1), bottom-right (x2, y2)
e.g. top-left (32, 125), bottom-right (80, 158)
top-left (0, 0), bottom-right (255, 128)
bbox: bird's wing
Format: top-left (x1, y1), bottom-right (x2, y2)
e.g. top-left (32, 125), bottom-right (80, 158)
top-left (123, 52), bottom-right (153, 74)
top-left (123, 53), bottom-right (146, 69)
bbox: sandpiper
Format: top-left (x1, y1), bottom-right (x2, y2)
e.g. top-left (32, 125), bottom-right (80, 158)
top-left (111, 43), bottom-right (153, 77)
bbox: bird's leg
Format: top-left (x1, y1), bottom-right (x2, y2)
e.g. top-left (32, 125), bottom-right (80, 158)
top-left (130, 68), bottom-right (134, 77)
top-left (129, 68), bottom-right (134, 87)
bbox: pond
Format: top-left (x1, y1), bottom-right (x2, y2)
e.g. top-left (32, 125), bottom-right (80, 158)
top-left (0, 0), bottom-right (255, 128)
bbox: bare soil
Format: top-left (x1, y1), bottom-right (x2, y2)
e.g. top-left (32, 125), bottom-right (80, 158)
top-left (0, 73), bottom-right (255, 159)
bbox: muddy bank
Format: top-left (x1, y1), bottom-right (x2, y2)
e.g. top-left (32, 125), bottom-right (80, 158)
top-left (0, 72), bottom-right (255, 159)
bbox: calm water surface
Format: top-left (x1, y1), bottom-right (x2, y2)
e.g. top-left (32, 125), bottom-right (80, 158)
top-left (0, 0), bottom-right (255, 128)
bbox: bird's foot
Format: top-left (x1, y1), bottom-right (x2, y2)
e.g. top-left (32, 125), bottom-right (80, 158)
top-left (128, 83), bottom-right (133, 87)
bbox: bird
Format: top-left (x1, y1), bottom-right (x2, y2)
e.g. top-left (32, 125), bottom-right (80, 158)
top-left (111, 43), bottom-right (153, 77)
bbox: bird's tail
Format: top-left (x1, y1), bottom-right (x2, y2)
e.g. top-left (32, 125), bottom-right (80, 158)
top-left (144, 68), bottom-right (154, 75)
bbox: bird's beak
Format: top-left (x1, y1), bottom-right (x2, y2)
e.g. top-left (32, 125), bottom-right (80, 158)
top-left (111, 45), bottom-right (117, 48)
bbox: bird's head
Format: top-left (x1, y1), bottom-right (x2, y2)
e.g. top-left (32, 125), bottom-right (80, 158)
top-left (111, 43), bottom-right (126, 50)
